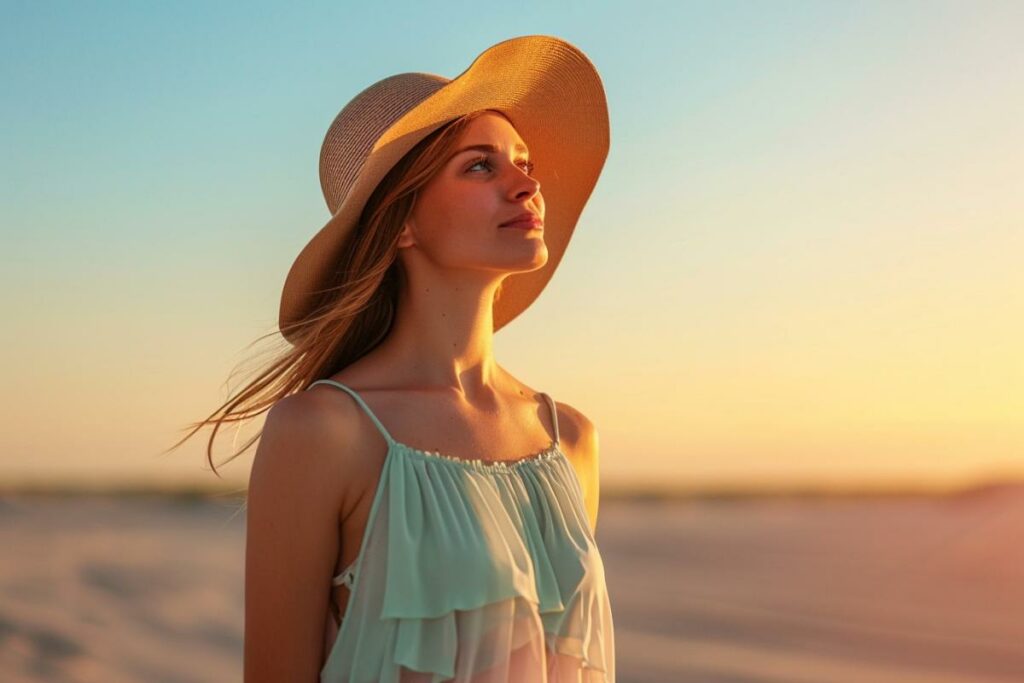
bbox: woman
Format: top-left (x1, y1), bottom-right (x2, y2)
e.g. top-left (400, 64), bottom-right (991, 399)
top-left (177, 35), bottom-right (613, 682)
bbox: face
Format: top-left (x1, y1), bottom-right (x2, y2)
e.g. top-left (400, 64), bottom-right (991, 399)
top-left (399, 111), bottom-right (547, 275)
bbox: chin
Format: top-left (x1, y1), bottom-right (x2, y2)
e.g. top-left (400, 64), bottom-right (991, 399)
top-left (505, 251), bottom-right (549, 273)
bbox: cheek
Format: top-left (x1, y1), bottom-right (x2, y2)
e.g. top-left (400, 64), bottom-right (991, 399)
top-left (418, 185), bottom-right (496, 239)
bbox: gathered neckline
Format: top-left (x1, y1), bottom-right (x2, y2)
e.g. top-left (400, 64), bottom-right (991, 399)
top-left (391, 439), bottom-right (564, 472)
top-left (330, 439), bottom-right (565, 585)
top-left (304, 379), bottom-right (564, 473)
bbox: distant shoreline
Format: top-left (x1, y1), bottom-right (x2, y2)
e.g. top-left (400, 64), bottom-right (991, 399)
top-left (1, 476), bottom-right (1021, 502)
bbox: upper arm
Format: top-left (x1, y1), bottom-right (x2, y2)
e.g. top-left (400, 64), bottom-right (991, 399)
top-left (243, 395), bottom-right (345, 683)
top-left (557, 401), bottom-right (601, 534)
top-left (579, 415), bottom-right (601, 534)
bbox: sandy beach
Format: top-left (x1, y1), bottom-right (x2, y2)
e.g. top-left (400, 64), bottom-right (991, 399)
top-left (1, 485), bottom-right (1022, 682)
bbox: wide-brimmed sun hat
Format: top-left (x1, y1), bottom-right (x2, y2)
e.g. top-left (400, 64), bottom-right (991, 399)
top-left (278, 34), bottom-right (610, 344)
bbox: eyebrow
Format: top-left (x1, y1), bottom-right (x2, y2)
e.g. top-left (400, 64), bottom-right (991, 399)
top-left (450, 143), bottom-right (529, 159)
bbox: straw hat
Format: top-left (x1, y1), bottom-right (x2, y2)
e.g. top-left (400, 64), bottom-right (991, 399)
top-left (278, 34), bottom-right (610, 344)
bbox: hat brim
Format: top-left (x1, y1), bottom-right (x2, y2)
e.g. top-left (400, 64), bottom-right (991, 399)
top-left (279, 34), bottom-right (610, 342)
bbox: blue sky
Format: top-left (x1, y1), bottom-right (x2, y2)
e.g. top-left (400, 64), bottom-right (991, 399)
top-left (2, 1), bottom-right (1021, 489)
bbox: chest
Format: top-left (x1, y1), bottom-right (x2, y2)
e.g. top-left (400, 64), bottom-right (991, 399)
top-left (328, 442), bottom-right (590, 624)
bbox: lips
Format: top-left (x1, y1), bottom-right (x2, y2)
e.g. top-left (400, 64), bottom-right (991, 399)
top-left (499, 212), bottom-right (543, 229)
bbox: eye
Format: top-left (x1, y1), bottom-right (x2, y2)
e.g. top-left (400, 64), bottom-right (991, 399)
top-left (466, 156), bottom-right (536, 176)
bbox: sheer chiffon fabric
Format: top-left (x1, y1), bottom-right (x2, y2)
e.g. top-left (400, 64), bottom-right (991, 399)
top-left (309, 380), bottom-right (614, 683)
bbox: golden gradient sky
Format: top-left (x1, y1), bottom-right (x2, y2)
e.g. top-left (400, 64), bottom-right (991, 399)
top-left (2, 2), bottom-right (1021, 490)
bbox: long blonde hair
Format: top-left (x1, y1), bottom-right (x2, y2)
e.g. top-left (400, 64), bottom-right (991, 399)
top-left (164, 109), bottom-right (505, 477)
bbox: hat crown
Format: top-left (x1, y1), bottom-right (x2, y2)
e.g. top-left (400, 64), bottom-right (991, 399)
top-left (319, 73), bottom-right (450, 214)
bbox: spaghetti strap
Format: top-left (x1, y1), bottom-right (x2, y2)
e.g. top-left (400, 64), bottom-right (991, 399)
top-left (539, 392), bottom-right (560, 446)
top-left (307, 379), bottom-right (396, 447)
top-left (315, 381), bottom-right (615, 681)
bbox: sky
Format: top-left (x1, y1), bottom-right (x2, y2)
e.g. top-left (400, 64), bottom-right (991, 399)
top-left (1, 1), bottom-right (1021, 492)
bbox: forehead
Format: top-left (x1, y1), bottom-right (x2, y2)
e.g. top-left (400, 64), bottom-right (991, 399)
top-left (457, 112), bottom-right (529, 152)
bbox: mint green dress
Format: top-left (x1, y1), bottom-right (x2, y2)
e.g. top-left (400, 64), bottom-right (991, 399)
top-left (307, 379), bottom-right (615, 682)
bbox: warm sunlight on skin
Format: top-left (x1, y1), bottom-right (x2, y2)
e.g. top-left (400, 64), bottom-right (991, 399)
top-left (354, 108), bottom-right (557, 398)
top-left (398, 111), bottom-right (547, 279)
top-left (243, 106), bottom-right (607, 681)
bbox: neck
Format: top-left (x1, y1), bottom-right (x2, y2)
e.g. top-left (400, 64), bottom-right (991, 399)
top-left (372, 267), bottom-right (506, 395)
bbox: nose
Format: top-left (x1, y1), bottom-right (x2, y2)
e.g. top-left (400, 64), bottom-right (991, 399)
top-left (508, 166), bottom-right (540, 202)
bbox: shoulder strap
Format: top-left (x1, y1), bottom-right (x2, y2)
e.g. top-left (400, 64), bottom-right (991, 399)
top-left (307, 379), bottom-right (396, 447)
top-left (539, 392), bottom-right (560, 446)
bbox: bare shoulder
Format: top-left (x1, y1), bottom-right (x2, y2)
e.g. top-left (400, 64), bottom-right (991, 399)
top-left (257, 386), bottom-right (381, 514)
top-left (549, 398), bottom-right (602, 533)
top-left (253, 393), bottom-right (342, 494)
top-left (259, 389), bottom-right (363, 470)
top-left (550, 399), bottom-right (597, 451)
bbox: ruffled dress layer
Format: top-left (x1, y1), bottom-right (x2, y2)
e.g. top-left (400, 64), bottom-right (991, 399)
top-left (308, 380), bottom-right (615, 683)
